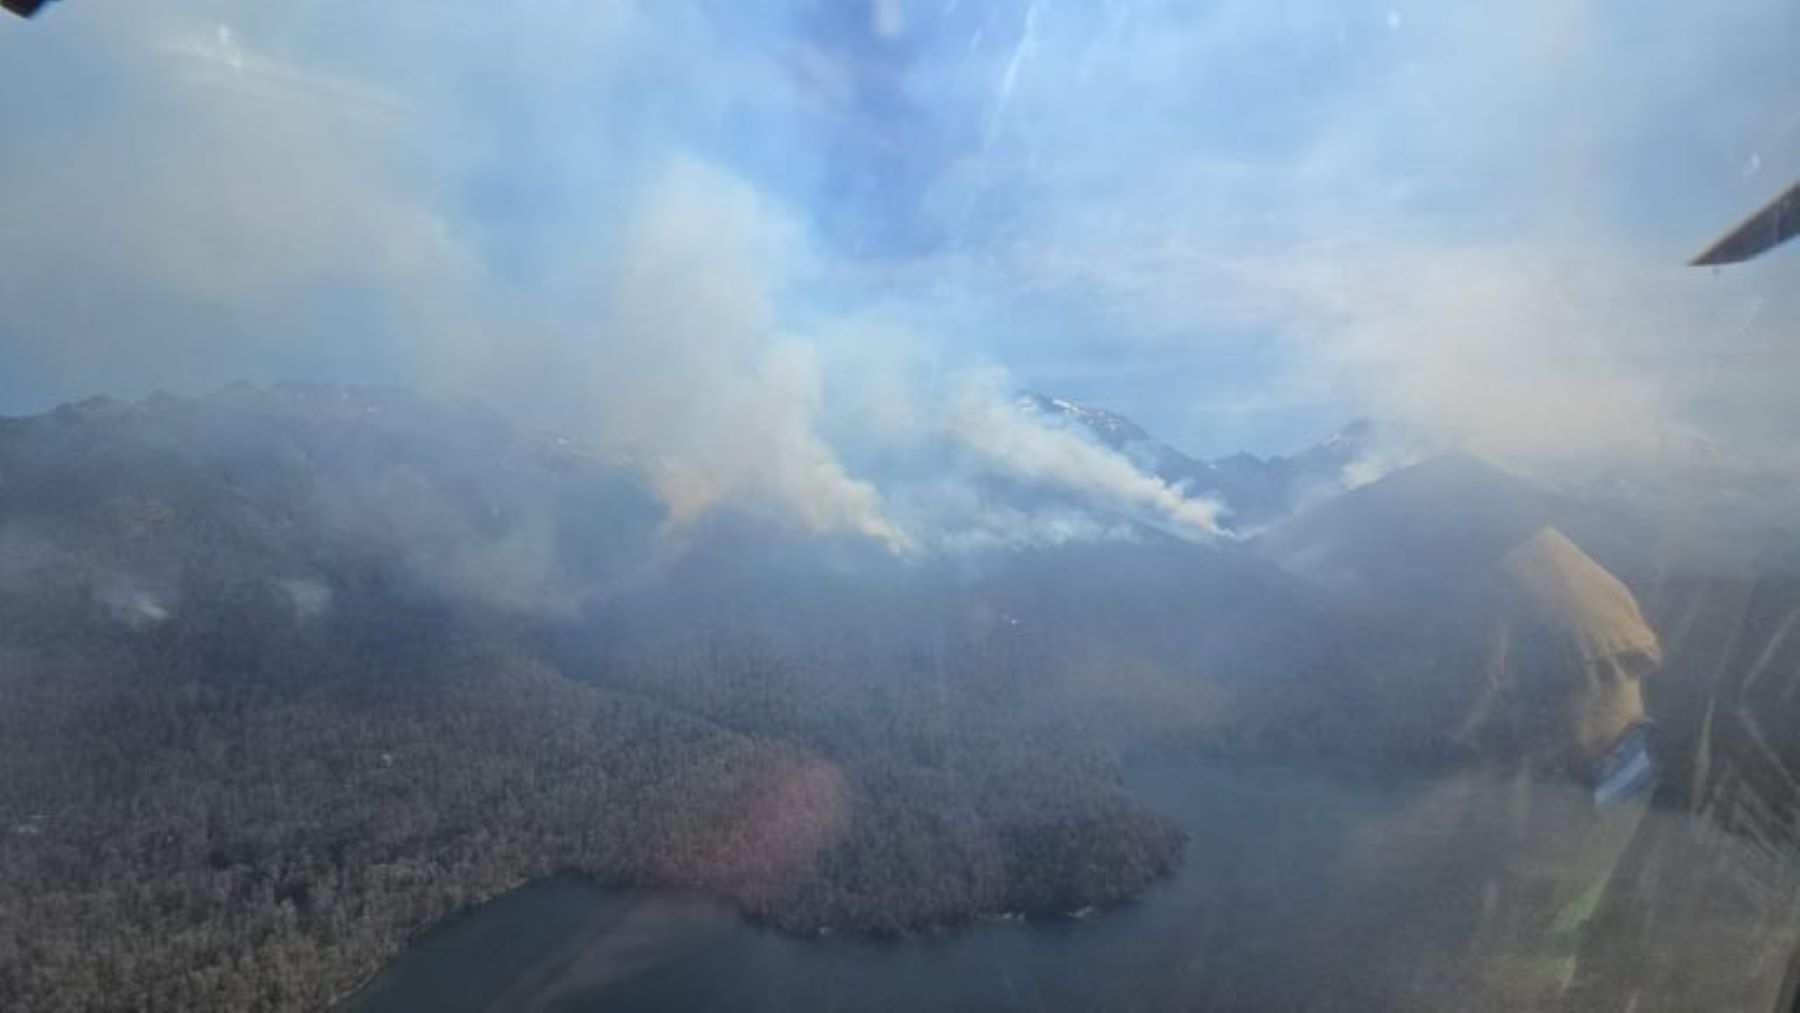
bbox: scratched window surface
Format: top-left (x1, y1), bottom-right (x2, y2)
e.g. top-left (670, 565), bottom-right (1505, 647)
top-left (1, 3), bottom-right (1798, 1011)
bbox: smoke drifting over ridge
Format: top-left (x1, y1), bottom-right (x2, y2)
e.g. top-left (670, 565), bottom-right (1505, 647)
top-left (0, 2), bottom-right (1233, 554)
top-left (574, 159), bottom-right (908, 552)
top-left (948, 372), bottom-right (1224, 539)
top-left (3, 1), bottom-right (1799, 551)
top-left (522, 154), bottom-right (1222, 552)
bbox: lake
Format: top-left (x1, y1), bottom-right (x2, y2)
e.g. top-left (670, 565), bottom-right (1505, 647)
top-left (344, 760), bottom-right (1800, 1012)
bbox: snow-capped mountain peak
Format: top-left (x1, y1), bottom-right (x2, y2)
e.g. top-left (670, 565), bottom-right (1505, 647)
top-left (1014, 392), bottom-right (1410, 531)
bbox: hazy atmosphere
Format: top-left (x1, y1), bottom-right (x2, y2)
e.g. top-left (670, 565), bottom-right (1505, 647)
top-left (4, 0), bottom-right (1799, 545)
top-left (5, 4), bottom-right (1800, 1011)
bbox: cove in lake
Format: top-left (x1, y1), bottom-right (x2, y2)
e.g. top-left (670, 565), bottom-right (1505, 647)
top-left (344, 760), bottom-right (1800, 1012)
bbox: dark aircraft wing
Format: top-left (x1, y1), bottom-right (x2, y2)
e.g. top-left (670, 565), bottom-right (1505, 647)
top-left (3, 0), bottom-right (55, 17)
top-left (1691, 181), bottom-right (1800, 266)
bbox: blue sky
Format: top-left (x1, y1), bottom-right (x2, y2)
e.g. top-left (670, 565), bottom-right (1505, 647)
top-left (1, 0), bottom-right (1798, 474)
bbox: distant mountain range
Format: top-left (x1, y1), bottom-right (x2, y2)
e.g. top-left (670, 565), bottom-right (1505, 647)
top-left (1014, 392), bottom-right (1407, 532)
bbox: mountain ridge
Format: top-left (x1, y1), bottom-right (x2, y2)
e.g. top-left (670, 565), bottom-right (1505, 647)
top-left (0, 383), bottom-right (1690, 1012)
top-left (1013, 391), bottom-right (1404, 531)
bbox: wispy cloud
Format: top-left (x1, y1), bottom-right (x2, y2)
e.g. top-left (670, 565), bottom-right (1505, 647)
top-left (903, 0), bottom-right (1800, 465)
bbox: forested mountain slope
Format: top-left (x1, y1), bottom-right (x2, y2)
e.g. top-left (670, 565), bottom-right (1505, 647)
top-left (0, 386), bottom-right (1674, 1011)
top-left (0, 387), bottom-right (1196, 1010)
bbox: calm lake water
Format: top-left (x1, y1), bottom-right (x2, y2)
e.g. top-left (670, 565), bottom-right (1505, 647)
top-left (345, 761), bottom-right (1800, 1012)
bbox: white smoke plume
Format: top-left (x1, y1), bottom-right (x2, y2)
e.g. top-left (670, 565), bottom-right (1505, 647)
top-left (576, 159), bottom-right (911, 554)
top-left (945, 369), bottom-right (1225, 540)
